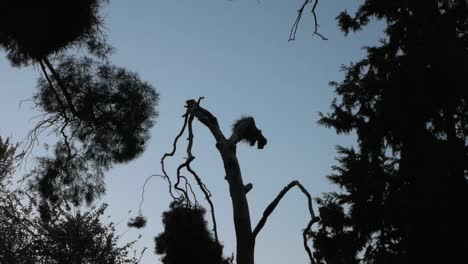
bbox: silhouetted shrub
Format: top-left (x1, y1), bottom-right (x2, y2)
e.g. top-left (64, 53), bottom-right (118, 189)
top-left (155, 201), bottom-right (232, 264)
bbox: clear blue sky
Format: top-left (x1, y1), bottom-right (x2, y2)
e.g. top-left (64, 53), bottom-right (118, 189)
top-left (0, 1), bottom-right (384, 263)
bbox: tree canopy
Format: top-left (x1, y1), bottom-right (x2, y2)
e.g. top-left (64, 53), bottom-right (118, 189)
top-left (155, 201), bottom-right (233, 264)
top-left (312, 0), bottom-right (468, 263)
top-left (30, 56), bottom-right (158, 205)
top-left (0, 137), bottom-right (140, 264)
top-left (0, 0), bottom-right (110, 66)
top-left (1, 1), bottom-right (159, 205)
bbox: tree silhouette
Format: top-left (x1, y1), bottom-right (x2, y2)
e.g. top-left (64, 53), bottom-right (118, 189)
top-left (312, 1), bottom-right (468, 263)
top-left (0, 2), bottom-right (159, 205)
top-left (0, 0), bottom-right (110, 67)
top-left (155, 201), bottom-right (233, 264)
top-left (134, 99), bottom-right (319, 264)
top-left (0, 139), bottom-right (140, 264)
top-left (28, 56), bottom-right (158, 205)
top-left (0, 137), bottom-right (19, 182)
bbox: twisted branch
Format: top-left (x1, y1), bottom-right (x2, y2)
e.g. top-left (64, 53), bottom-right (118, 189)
top-left (182, 102), bottom-right (219, 242)
top-left (160, 114), bottom-right (189, 200)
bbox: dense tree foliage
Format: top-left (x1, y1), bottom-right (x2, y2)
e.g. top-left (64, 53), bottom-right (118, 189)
top-left (0, 198), bottom-right (140, 264)
top-left (30, 56), bottom-right (158, 205)
top-left (1, 2), bottom-right (159, 205)
top-left (0, 0), bottom-right (110, 66)
top-left (0, 137), bottom-right (19, 182)
top-left (155, 202), bottom-right (232, 264)
top-left (0, 138), bottom-right (139, 264)
top-left (313, 1), bottom-right (468, 263)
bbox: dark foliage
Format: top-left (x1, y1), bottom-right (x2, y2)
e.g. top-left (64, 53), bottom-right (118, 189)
top-left (0, 137), bottom-right (19, 182)
top-left (232, 116), bottom-right (267, 149)
top-left (0, 142), bottom-right (139, 264)
top-left (128, 216), bottom-right (147, 229)
top-left (313, 1), bottom-right (468, 263)
top-left (155, 201), bottom-right (232, 264)
top-left (0, 199), bottom-right (140, 264)
top-left (0, 0), bottom-right (110, 66)
top-left (30, 56), bottom-right (159, 205)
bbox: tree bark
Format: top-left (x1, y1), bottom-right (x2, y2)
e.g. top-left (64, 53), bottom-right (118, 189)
top-left (217, 141), bottom-right (254, 264)
top-left (186, 99), bottom-right (255, 264)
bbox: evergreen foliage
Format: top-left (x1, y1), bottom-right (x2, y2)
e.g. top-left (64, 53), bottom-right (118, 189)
top-left (0, 1), bottom-right (159, 205)
top-left (313, 1), bottom-right (468, 263)
top-left (0, 0), bottom-right (110, 66)
top-left (30, 56), bottom-right (159, 205)
top-left (0, 140), bottom-right (139, 264)
top-left (155, 201), bottom-right (232, 264)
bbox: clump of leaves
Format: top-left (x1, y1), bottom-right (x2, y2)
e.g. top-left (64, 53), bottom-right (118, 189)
top-left (0, 0), bottom-right (110, 66)
top-left (155, 201), bottom-right (232, 264)
top-left (128, 215), bottom-right (147, 229)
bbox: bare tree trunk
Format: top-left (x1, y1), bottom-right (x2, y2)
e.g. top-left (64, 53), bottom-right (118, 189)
top-left (184, 99), bottom-right (317, 264)
top-left (186, 99), bottom-right (256, 264)
top-left (217, 141), bottom-right (255, 264)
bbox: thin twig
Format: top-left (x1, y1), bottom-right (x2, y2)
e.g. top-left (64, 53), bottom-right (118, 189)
top-left (180, 175), bottom-right (198, 205)
top-left (138, 174), bottom-right (165, 215)
top-left (186, 164), bottom-right (218, 242)
top-left (290, 0), bottom-right (327, 41)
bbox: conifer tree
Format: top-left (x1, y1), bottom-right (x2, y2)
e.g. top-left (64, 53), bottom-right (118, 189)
top-left (313, 1), bottom-right (468, 263)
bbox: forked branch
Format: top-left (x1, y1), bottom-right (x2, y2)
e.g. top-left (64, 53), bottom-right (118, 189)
top-left (290, 0), bottom-right (327, 41)
top-left (253, 180), bottom-right (320, 263)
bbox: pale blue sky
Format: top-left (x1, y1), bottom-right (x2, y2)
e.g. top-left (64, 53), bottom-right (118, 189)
top-left (0, 1), bottom-right (384, 263)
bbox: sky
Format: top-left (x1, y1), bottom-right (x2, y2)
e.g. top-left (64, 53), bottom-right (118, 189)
top-left (0, 1), bottom-right (384, 263)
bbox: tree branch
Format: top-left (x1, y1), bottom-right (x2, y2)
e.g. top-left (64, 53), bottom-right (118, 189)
top-left (160, 114), bottom-right (189, 200)
top-left (42, 57), bottom-right (80, 117)
top-left (185, 99), bottom-right (226, 143)
top-left (184, 98), bottom-right (255, 264)
top-left (185, 107), bottom-right (219, 241)
top-left (253, 180), bottom-right (320, 264)
top-left (38, 60), bottom-right (68, 117)
top-left (290, 0), bottom-right (327, 41)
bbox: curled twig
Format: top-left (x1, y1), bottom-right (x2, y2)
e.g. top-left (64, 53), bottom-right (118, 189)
top-left (138, 174), bottom-right (165, 216)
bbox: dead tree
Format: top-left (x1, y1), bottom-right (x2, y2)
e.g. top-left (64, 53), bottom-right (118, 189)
top-left (153, 98), bottom-right (320, 264)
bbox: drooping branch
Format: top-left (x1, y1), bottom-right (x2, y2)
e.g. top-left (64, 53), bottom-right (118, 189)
top-left (252, 180), bottom-right (320, 264)
top-left (138, 174), bottom-right (164, 216)
top-left (290, 0), bottom-right (327, 41)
